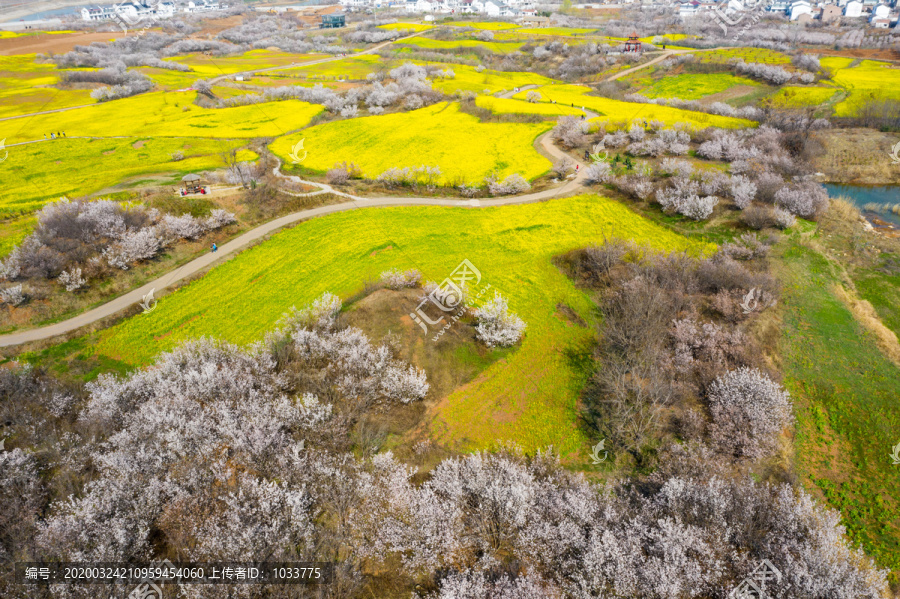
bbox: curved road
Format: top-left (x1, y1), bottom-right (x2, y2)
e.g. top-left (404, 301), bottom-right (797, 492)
top-left (0, 130), bottom-right (589, 348)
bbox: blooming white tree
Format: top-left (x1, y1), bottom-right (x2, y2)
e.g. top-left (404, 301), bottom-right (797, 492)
top-left (0, 284), bottom-right (25, 306)
top-left (730, 174), bottom-right (757, 209)
top-left (488, 174), bottom-right (531, 196)
top-left (58, 267), bottom-right (86, 292)
top-left (474, 291), bottom-right (526, 347)
top-left (584, 162), bottom-right (612, 184)
top-left (708, 367), bottom-right (793, 459)
top-left (380, 268), bottom-right (422, 289)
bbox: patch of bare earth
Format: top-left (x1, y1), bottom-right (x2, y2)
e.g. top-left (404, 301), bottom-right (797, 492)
top-left (0, 31), bottom-right (119, 56)
top-left (700, 85), bottom-right (759, 104)
top-left (811, 128), bottom-right (900, 186)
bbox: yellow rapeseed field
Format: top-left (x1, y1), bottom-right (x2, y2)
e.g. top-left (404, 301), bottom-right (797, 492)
top-left (378, 22), bottom-right (433, 32)
top-left (475, 95), bottom-right (585, 117)
top-left (0, 55), bottom-right (96, 118)
top-left (514, 84), bottom-right (757, 129)
top-left (0, 137), bottom-right (254, 218)
top-left (768, 86), bottom-right (838, 108)
top-left (822, 57), bottom-right (900, 116)
top-left (270, 101), bottom-right (553, 185)
top-left (0, 91), bottom-right (324, 143)
top-left (429, 63), bottom-right (558, 95)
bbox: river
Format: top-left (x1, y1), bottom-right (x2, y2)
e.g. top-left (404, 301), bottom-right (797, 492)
top-left (823, 183), bottom-right (900, 228)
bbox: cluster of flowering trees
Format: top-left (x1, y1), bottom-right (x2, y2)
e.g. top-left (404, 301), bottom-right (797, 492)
top-left (697, 127), bottom-right (830, 218)
top-left (222, 61), bottom-right (445, 117)
top-left (0, 198), bottom-right (235, 293)
top-left (0, 276), bottom-right (889, 598)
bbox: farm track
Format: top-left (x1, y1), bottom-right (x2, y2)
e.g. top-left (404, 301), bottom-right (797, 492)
top-left (0, 130), bottom-right (590, 348)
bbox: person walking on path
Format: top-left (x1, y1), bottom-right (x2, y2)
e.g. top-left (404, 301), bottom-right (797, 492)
top-left (211, 243), bottom-right (218, 253)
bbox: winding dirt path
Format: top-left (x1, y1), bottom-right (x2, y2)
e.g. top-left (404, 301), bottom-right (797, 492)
top-left (0, 131), bottom-right (589, 348)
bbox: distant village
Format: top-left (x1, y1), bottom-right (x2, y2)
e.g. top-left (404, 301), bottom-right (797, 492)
top-left (678, 0), bottom-right (898, 29)
top-left (78, 0), bottom-right (898, 30)
top-left (338, 0), bottom-right (899, 30)
top-left (80, 0), bottom-right (222, 23)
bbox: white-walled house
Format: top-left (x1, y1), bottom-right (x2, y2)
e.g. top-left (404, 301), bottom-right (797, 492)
top-left (871, 3), bottom-right (890, 18)
top-left (81, 1), bottom-right (176, 22)
top-left (789, 0), bottom-right (812, 19)
top-left (844, 0), bottom-right (863, 16)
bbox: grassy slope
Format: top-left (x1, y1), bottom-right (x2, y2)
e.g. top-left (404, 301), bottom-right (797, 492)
top-left (270, 101), bottom-right (553, 185)
top-left (90, 195), bottom-right (712, 457)
top-left (779, 239), bottom-right (900, 573)
top-left (0, 137), bottom-right (254, 218)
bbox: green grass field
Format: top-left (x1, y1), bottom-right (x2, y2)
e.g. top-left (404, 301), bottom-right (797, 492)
top-left (640, 73), bottom-right (760, 100)
top-left (779, 240), bottom-right (900, 573)
top-left (0, 91), bottom-right (324, 144)
top-left (270, 101), bottom-right (553, 185)
top-left (0, 137), bottom-right (254, 218)
top-left (513, 84), bottom-right (757, 129)
top-left (89, 194), bottom-right (712, 457)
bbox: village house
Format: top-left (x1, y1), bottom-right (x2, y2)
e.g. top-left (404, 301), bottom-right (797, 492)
top-left (819, 4), bottom-right (842, 21)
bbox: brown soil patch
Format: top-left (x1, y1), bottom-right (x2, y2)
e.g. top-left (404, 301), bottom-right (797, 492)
top-left (700, 84), bottom-right (759, 104)
top-left (132, 140), bottom-right (145, 150)
top-left (831, 282), bottom-right (900, 368)
top-left (370, 245), bottom-right (393, 258)
top-left (0, 31), bottom-right (120, 56)
top-left (103, 150), bottom-right (115, 155)
top-left (815, 48), bottom-right (900, 62)
top-left (810, 128), bottom-right (900, 186)
top-left (189, 15), bottom-right (244, 35)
